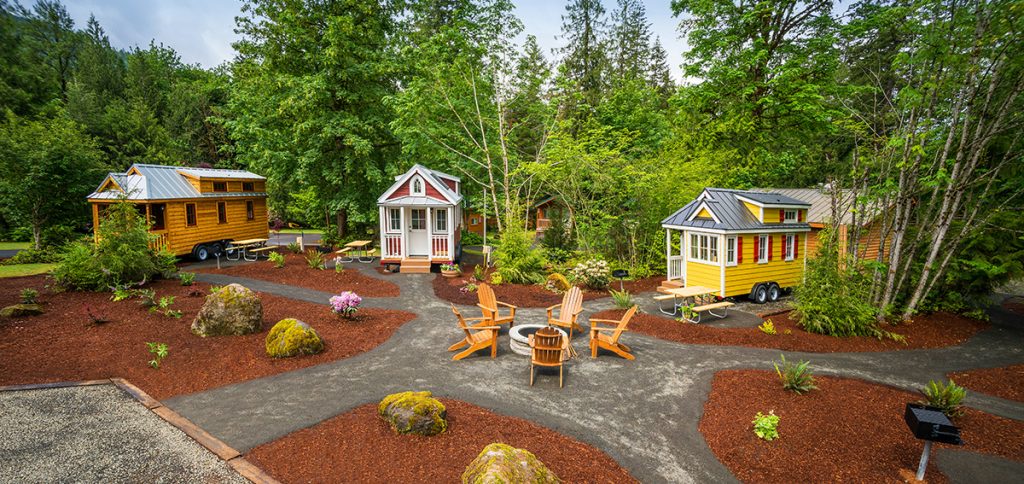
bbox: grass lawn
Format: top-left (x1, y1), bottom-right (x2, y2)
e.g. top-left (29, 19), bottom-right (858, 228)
top-left (0, 241), bottom-right (30, 250)
top-left (277, 228), bottom-right (323, 235)
top-left (0, 263), bottom-right (55, 278)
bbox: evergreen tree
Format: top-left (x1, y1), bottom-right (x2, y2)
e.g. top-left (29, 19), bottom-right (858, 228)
top-left (558, 0), bottom-right (609, 111)
top-left (24, 0), bottom-right (79, 100)
top-left (609, 0), bottom-right (652, 82)
top-left (647, 37), bottom-right (674, 105)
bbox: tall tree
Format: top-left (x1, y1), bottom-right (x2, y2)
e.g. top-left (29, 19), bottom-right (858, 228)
top-left (609, 0), bottom-right (652, 82)
top-left (647, 37), bottom-right (674, 104)
top-left (558, 0), bottom-right (609, 111)
top-left (24, 0), bottom-right (78, 100)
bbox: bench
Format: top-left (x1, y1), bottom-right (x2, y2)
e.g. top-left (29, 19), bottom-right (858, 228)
top-left (357, 248), bottom-right (378, 263)
top-left (681, 301), bottom-right (734, 324)
top-left (654, 294), bottom-right (680, 315)
top-left (334, 247), bottom-right (354, 263)
top-left (247, 245), bottom-right (280, 260)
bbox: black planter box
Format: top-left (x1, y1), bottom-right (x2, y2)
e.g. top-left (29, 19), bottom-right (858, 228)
top-left (905, 403), bottom-right (963, 445)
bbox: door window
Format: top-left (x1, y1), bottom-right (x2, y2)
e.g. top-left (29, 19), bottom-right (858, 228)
top-left (410, 209), bottom-right (426, 230)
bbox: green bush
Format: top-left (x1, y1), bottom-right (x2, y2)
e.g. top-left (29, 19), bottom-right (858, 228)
top-left (540, 209), bottom-right (573, 252)
top-left (493, 227), bottom-right (546, 284)
top-left (773, 354), bottom-right (817, 394)
top-left (919, 379), bottom-right (966, 418)
top-left (19, 288), bottom-right (38, 304)
top-left (179, 272), bottom-right (195, 286)
top-left (269, 251), bottom-right (286, 268)
top-left (0, 247), bottom-right (60, 265)
top-left (609, 289), bottom-right (633, 309)
top-left (305, 250), bottom-right (325, 270)
top-left (51, 242), bottom-right (104, 290)
top-left (461, 230), bottom-right (483, 246)
top-left (752, 411), bottom-right (780, 441)
top-left (286, 242), bottom-right (302, 254)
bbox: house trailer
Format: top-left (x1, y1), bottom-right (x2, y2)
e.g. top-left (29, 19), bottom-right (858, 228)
top-left (378, 164), bottom-right (463, 273)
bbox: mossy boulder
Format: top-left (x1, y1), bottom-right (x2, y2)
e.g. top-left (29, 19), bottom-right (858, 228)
top-left (191, 283), bottom-right (262, 337)
top-left (462, 443), bottom-right (559, 484)
top-left (265, 319), bottom-right (324, 358)
top-left (0, 304), bottom-right (43, 318)
top-left (545, 273), bottom-right (571, 293)
top-left (378, 391), bottom-right (447, 436)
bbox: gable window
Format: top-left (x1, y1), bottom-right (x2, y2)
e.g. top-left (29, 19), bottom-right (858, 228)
top-left (243, 182), bottom-right (255, 192)
top-left (725, 235), bottom-right (737, 266)
top-left (213, 181), bottom-right (227, 192)
top-left (217, 202), bottom-right (227, 224)
top-left (757, 234), bottom-right (769, 263)
top-left (434, 209), bottom-right (448, 232)
top-left (688, 233), bottom-right (719, 264)
top-left (388, 208), bottom-right (401, 232)
top-left (246, 201), bottom-right (255, 221)
top-left (785, 234), bottom-right (795, 261)
top-left (185, 204), bottom-right (197, 227)
top-left (784, 210), bottom-right (798, 223)
top-left (411, 177), bottom-right (424, 196)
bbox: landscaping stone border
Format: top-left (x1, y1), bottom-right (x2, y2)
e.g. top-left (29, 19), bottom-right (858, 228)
top-left (0, 379), bottom-right (279, 484)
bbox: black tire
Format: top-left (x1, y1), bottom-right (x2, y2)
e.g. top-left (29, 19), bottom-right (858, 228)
top-left (751, 284), bottom-right (768, 304)
top-left (768, 283), bottom-right (781, 302)
top-left (209, 242), bottom-right (224, 258)
top-left (193, 244), bottom-right (211, 261)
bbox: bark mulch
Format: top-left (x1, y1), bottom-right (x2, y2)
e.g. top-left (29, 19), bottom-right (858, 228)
top-left (594, 308), bottom-right (987, 352)
top-left (949, 364), bottom-right (1024, 403)
top-left (246, 398), bottom-right (637, 483)
top-left (700, 370), bottom-right (1024, 484)
top-left (192, 253), bottom-right (399, 297)
top-left (433, 268), bottom-right (663, 308)
top-left (0, 277), bottom-right (415, 400)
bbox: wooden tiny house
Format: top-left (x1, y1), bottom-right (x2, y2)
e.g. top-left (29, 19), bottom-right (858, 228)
top-left (378, 165), bottom-right (464, 273)
top-left (661, 188), bottom-right (812, 303)
top-left (87, 164), bottom-right (269, 260)
top-left (761, 188), bottom-right (889, 263)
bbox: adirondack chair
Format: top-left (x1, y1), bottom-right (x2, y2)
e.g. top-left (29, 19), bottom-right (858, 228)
top-left (547, 286), bottom-right (584, 339)
top-left (589, 305), bottom-right (638, 360)
top-left (477, 283), bottom-right (516, 328)
top-left (529, 327), bottom-right (566, 388)
top-left (448, 304), bottom-right (500, 361)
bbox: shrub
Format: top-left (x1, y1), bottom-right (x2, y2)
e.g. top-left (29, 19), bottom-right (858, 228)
top-left (286, 242), bottom-right (302, 254)
top-left (472, 264), bottom-right (486, 282)
top-left (493, 227), bottom-right (546, 285)
top-left (329, 291), bottom-right (362, 318)
top-left (19, 288), bottom-right (38, 304)
top-left (759, 320), bottom-right (777, 335)
top-left (545, 273), bottom-right (571, 293)
top-left (0, 247), bottom-right (59, 266)
top-left (490, 273), bottom-right (503, 285)
top-left (570, 258), bottom-right (610, 289)
top-left (179, 272), bottom-right (195, 286)
top-left (147, 342), bottom-right (168, 369)
top-left (460, 280), bottom-right (478, 294)
top-left (773, 354), bottom-right (817, 394)
top-left (752, 411), bottom-right (780, 441)
top-left (919, 379), bottom-right (966, 418)
top-left (305, 250), bottom-right (324, 270)
top-left (609, 289), bottom-right (633, 309)
top-left (269, 251), bottom-right (286, 268)
top-left (461, 230), bottom-right (483, 246)
top-left (150, 295), bottom-right (181, 318)
top-left (134, 288), bottom-right (158, 310)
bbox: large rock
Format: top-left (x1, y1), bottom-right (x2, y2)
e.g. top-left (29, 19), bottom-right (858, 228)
top-left (378, 391), bottom-right (447, 436)
top-left (462, 443), bottom-right (559, 484)
top-left (191, 284), bottom-right (262, 337)
top-left (265, 318), bottom-right (324, 358)
top-left (0, 304), bottom-right (43, 318)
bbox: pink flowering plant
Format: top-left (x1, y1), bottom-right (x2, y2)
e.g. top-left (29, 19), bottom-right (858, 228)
top-left (329, 291), bottom-right (362, 318)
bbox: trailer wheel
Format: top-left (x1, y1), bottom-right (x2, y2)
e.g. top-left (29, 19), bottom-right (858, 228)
top-left (751, 284), bottom-right (769, 304)
top-left (193, 244), bottom-right (211, 261)
top-left (768, 283), bottom-right (781, 302)
top-left (209, 242), bottom-right (224, 258)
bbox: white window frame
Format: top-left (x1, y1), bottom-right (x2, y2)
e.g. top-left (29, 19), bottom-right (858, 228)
top-left (690, 233), bottom-right (699, 259)
top-left (725, 235), bottom-right (737, 266)
top-left (784, 209), bottom-right (798, 223)
top-left (434, 209), bottom-right (448, 232)
top-left (688, 233), bottom-right (719, 265)
top-left (410, 208), bottom-right (426, 230)
top-left (757, 234), bottom-right (769, 264)
top-left (471, 217), bottom-right (479, 225)
top-left (785, 233), bottom-right (795, 261)
top-left (410, 176), bottom-right (425, 196)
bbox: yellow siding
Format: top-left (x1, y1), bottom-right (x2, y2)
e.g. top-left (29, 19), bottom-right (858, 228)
top-left (685, 259), bottom-right (720, 292)
top-left (742, 201), bottom-right (760, 221)
top-left (723, 233), bottom-right (806, 297)
top-left (696, 207), bottom-right (712, 219)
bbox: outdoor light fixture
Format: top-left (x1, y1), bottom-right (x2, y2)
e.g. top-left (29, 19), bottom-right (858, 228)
top-left (612, 269), bottom-right (629, 291)
top-left (904, 403), bottom-right (963, 481)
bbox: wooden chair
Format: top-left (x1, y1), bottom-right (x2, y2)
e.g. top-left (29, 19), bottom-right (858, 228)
top-left (529, 327), bottom-right (566, 388)
top-left (547, 286), bottom-right (584, 339)
top-left (477, 283), bottom-right (516, 328)
top-left (448, 305), bottom-right (500, 361)
top-left (589, 305), bottom-right (637, 360)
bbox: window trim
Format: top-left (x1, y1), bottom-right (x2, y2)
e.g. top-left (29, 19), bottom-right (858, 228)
top-left (757, 234), bottom-right (769, 264)
top-left (149, 203), bottom-right (166, 231)
top-left (784, 209), bottom-right (798, 223)
top-left (434, 209), bottom-right (448, 233)
top-left (217, 202), bottom-right (227, 224)
top-left (725, 235), bottom-right (737, 266)
top-left (410, 208), bottom-right (426, 230)
top-left (784, 233), bottom-right (795, 261)
top-left (213, 181), bottom-right (227, 192)
top-left (185, 203), bottom-right (197, 227)
top-left (242, 182), bottom-right (255, 192)
top-left (687, 232), bottom-right (719, 265)
top-left (388, 208), bottom-right (401, 233)
top-left (246, 200), bottom-right (255, 221)
top-left (410, 176), bottom-right (425, 196)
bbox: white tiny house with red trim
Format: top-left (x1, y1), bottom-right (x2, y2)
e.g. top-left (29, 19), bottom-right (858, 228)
top-left (378, 165), bottom-right (463, 273)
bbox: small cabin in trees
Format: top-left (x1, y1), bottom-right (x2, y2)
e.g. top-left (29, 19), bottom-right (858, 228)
top-left (661, 188), bottom-right (812, 303)
top-left (87, 164), bottom-right (269, 260)
top-left (378, 165), bottom-right (463, 273)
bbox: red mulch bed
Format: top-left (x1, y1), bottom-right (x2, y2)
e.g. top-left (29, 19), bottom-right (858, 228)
top-left (247, 398), bottom-right (636, 483)
top-left (0, 276), bottom-right (415, 400)
top-left (433, 268), bottom-right (662, 308)
top-left (191, 253), bottom-right (399, 297)
top-left (949, 365), bottom-right (1024, 403)
top-left (594, 308), bottom-right (988, 353)
top-left (701, 370), bottom-right (1024, 483)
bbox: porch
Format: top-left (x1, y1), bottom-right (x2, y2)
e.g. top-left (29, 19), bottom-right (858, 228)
top-left (379, 205), bottom-right (457, 267)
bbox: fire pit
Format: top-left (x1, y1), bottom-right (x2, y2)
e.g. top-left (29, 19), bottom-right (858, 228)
top-left (509, 324), bottom-right (567, 356)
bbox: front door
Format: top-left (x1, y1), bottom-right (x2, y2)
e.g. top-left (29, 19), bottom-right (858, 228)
top-left (408, 208), bottom-right (428, 256)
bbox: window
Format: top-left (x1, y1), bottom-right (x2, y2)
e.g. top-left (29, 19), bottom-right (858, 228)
top-left (149, 204), bottom-right (166, 230)
top-left (434, 209), bottom-right (447, 232)
top-left (411, 177), bottom-right (424, 195)
top-left (785, 234), bottom-right (795, 261)
top-left (185, 204), bottom-right (197, 226)
top-left (213, 182), bottom-right (227, 192)
top-left (757, 234), bottom-right (769, 263)
top-left (242, 182), bottom-right (254, 192)
top-left (725, 236), bottom-right (737, 266)
top-left (784, 210), bottom-right (798, 223)
top-left (410, 209), bottom-right (426, 230)
top-left (690, 233), bottom-right (699, 259)
top-left (471, 217), bottom-right (479, 225)
top-left (688, 233), bottom-right (719, 264)
top-left (217, 202), bottom-right (227, 224)
top-left (246, 201), bottom-right (255, 221)
top-left (709, 236), bottom-right (718, 262)
top-left (388, 208), bottom-right (401, 232)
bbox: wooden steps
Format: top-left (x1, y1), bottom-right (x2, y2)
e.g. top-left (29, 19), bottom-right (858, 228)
top-left (657, 280), bottom-right (683, 294)
top-left (399, 258), bottom-right (432, 274)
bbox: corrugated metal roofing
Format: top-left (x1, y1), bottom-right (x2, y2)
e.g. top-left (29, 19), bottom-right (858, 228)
top-left (380, 196), bottom-right (451, 206)
top-left (87, 164), bottom-right (267, 201)
top-left (378, 164), bottom-right (462, 205)
top-left (176, 166), bottom-right (266, 180)
top-left (662, 188), bottom-right (811, 232)
top-left (757, 188), bottom-right (884, 225)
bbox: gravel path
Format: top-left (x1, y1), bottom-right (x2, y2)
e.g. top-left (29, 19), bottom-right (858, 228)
top-left (0, 384), bottom-right (245, 483)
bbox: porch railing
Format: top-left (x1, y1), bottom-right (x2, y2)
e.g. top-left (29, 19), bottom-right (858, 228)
top-left (668, 255), bottom-right (683, 280)
top-left (383, 234), bottom-right (402, 259)
top-left (149, 232), bottom-right (169, 252)
top-left (536, 218), bottom-right (551, 231)
top-left (431, 234), bottom-right (450, 259)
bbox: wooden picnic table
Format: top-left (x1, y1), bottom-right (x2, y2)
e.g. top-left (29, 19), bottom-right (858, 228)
top-left (227, 238), bottom-right (269, 261)
top-left (658, 285), bottom-right (718, 315)
top-left (233, 238), bottom-right (268, 247)
top-left (344, 240), bottom-right (375, 263)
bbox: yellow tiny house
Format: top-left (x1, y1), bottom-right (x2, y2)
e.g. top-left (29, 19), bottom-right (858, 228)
top-left (87, 164), bottom-right (269, 260)
top-left (661, 188), bottom-right (812, 303)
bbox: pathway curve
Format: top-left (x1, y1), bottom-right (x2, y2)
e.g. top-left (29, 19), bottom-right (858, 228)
top-left (168, 264), bottom-right (1024, 483)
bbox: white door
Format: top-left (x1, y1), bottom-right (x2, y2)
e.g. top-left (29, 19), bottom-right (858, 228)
top-left (408, 208), bottom-right (428, 256)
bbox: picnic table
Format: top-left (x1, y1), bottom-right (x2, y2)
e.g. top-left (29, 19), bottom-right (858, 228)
top-left (344, 240), bottom-right (376, 263)
top-left (655, 285), bottom-right (734, 323)
top-left (226, 238), bottom-right (271, 261)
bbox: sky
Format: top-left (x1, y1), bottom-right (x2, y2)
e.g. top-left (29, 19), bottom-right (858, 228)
top-left (63, 0), bottom-right (689, 81)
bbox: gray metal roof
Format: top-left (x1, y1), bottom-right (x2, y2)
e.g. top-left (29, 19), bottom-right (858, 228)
top-left (380, 196), bottom-right (451, 207)
top-left (661, 188), bottom-right (811, 232)
top-left (758, 188), bottom-right (884, 225)
top-left (176, 166), bottom-right (266, 180)
top-left (379, 164), bottom-right (462, 205)
top-left (88, 164), bottom-right (267, 201)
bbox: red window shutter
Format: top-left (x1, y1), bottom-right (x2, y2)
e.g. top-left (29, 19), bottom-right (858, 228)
top-left (794, 234), bottom-right (799, 259)
top-left (797, 210), bottom-right (803, 222)
top-left (753, 235), bottom-right (759, 262)
top-left (768, 235), bottom-right (774, 261)
top-left (737, 236), bottom-right (743, 263)
top-left (779, 209), bottom-right (785, 222)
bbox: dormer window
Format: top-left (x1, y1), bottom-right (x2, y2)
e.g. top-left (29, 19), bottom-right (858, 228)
top-left (784, 210), bottom-right (798, 223)
top-left (410, 176), bottom-right (424, 196)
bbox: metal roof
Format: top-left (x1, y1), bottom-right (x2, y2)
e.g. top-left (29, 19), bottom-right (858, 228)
top-left (176, 166), bottom-right (266, 180)
top-left (87, 164), bottom-right (267, 201)
top-left (378, 164), bottom-right (462, 205)
top-left (380, 196), bottom-right (452, 207)
top-left (757, 188), bottom-right (884, 225)
top-left (662, 188), bottom-right (812, 232)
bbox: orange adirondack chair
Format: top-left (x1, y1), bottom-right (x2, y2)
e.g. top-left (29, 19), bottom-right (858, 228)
top-left (477, 283), bottom-right (516, 328)
top-left (589, 305), bottom-right (637, 360)
top-left (547, 286), bottom-right (584, 339)
top-left (449, 304), bottom-right (500, 361)
top-left (529, 327), bottom-right (567, 388)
